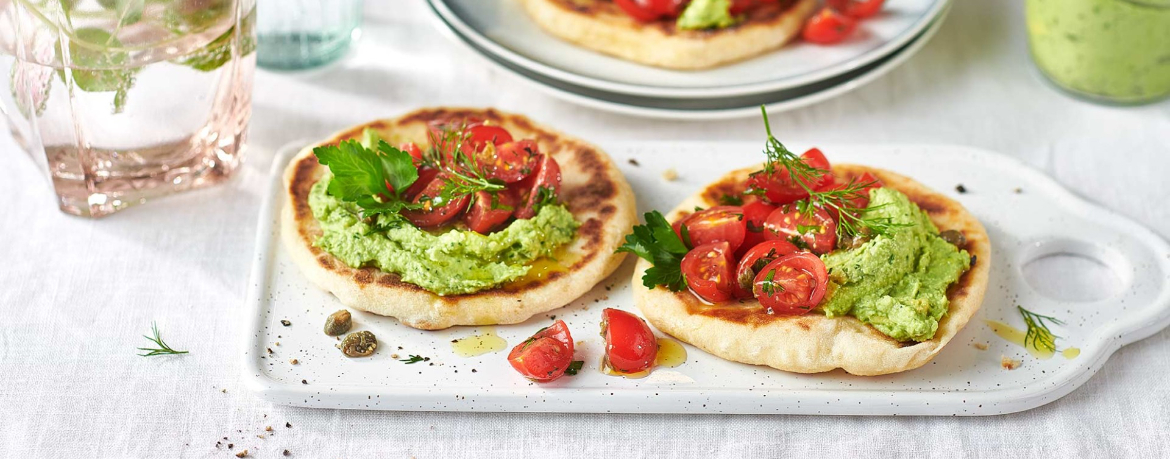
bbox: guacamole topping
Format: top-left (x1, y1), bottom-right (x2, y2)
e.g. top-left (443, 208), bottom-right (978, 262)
top-left (677, 0), bottom-right (738, 30)
top-left (309, 174), bottom-right (580, 296)
top-left (820, 188), bottom-right (971, 342)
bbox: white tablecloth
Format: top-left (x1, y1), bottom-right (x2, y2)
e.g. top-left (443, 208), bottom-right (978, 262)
top-left (3, 1), bottom-right (1169, 457)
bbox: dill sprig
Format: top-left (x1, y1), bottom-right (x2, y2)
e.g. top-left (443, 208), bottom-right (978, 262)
top-left (137, 322), bottom-right (189, 357)
top-left (755, 105), bottom-right (906, 241)
top-left (423, 123), bottom-right (507, 207)
top-left (757, 106), bottom-right (820, 185)
top-left (1018, 306), bottom-right (1064, 353)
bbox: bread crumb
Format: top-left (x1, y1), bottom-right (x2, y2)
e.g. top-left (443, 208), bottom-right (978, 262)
top-left (972, 343), bottom-right (988, 351)
top-left (265, 426), bottom-right (273, 432)
top-left (289, 359), bottom-right (299, 365)
top-left (1001, 355), bottom-right (1021, 370)
top-left (390, 353), bottom-right (399, 359)
top-left (235, 450), bottom-right (249, 458)
top-left (662, 168), bottom-right (678, 181)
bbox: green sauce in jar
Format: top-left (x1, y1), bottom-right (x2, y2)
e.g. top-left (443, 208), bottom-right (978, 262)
top-left (1026, 0), bottom-right (1170, 104)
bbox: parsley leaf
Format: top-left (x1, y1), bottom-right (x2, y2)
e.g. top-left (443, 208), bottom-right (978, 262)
top-left (564, 360), bottom-right (585, 376)
top-left (616, 211), bottom-right (689, 291)
top-left (312, 138), bottom-right (419, 217)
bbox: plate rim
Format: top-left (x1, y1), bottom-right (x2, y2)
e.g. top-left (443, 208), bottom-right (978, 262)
top-left (427, 0), bottom-right (952, 98)
top-left (241, 141), bottom-right (1170, 415)
top-left (429, 3), bottom-right (949, 120)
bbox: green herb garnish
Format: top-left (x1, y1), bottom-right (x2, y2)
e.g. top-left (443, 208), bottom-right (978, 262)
top-left (1019, 306), bottom-right (1063, 353)
top-left (137, 322), bottom-right (188, 357)
top-left (400, 355), bottom-right (427, 364)
top-left (564, 360), bottom-right (585, 376)
top-left (423, 124), bottom-right (508, 205)
top-left (616, 211), bottom-right (690, 291)
top-left (718, 194), bottom-right (744, 206)
top-left (313, 139), bottom-right (420, 217)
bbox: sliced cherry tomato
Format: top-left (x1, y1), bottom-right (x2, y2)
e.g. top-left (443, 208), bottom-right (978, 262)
top-left (532, 319), bottom-right (575, 355)
top-left (752, 252), bottom-right (828, 314)
top-left (399, 142), bottom-right (425, 165)
top-left (464, 190), bottom-right (519, 234)
top-left (673, 206), bottom-right (747, 252)
top-left (601, 309), bottom-right (657, 374)
top-left (466, 124), bottom-right (514, 153)
top-left (680, 241), bottom-right (737, 303)
top-left (734, 239), bottom-right (800, 297)
top-left (802, 7), bottom-right (858, 45)
top-left (746, 148), bottom-right (833, 205)
top-left (828, 0), bottom-right (885, 19)
top-left (513, 154), bottom-right (562, 220)
top-left (508, 335), bottom-right (572, 383)
top-left (404, 167), bottom-right (439, 201)
top-left (730, 0), bottom-right (780, 15)
top-left (483, 139), bottom-right (540, 183)
top-left (614, 0), bottom-right (684, 21)
top-left (763, 205), bottom-right (838, 254)
top-left (401, 173), bottom-right (471, 228)
top-left (737, 200), bottom-right (778, 257)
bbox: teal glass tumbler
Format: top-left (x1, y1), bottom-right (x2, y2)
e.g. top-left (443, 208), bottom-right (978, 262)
top-left (256, 0), bottom-right (363, 70)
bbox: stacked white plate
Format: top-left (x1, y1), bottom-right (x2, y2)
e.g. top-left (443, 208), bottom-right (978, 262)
top-left (427, 0), bottom-right (952, 119)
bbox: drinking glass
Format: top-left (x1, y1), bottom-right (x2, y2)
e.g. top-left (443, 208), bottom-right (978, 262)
top-left (1, 0), bottom-right (257, 217)
top-left (1025, 0), bottom-right (1170, 105)
top-left (256, 0), bottom-right (362, 70)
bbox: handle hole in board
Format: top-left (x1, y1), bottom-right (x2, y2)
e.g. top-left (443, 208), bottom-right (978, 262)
top-left (1019, 239), bottom-right (1130, 303)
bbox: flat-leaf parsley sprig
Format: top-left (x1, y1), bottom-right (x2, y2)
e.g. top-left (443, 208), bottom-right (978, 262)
top-left (616, 211), bottom-right (690, 291)
top-left (313, 138), bottom-right (420, 217)
top-left (137, 322), bottom-right (189, 357)
top-left (1018, 306), bottom-right (1064, 354)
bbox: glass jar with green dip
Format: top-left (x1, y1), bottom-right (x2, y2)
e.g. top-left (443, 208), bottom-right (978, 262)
top-left (1025, 0), bottom-right (1170, 105)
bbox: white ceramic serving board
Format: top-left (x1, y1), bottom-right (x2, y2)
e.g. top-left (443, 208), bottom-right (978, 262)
top-left (243, 142), bottom-right (1170, 415)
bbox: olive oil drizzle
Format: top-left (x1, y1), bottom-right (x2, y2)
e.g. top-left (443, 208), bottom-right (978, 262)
top-left (451, 327), bottom-right (508, 357)
top-left (985, 320), bottom-right (1080, 360)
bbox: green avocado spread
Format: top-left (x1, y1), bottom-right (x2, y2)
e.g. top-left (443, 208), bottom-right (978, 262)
top-left (308, 174), bottom-right (580, 296)
top-left (820, 188), bottom-right (971, 342)
top-left (677, 0), bottom-right (737, 30)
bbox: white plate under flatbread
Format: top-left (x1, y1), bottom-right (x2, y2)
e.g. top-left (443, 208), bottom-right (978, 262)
top-left (521, 0), bottom-right (819, 70)
top-left (282, 108), bottom-right (637, 330)
top-left (634, 164), bottom-right (991, 376)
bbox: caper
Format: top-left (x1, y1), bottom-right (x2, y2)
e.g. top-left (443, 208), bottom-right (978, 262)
top-left (323, 309), bottom-right (352, 336)
top-left (338, 330), bottom-right (377, 357)
top-left (939, 229), bottom-right (966, 247)
top-left (737, 267), bottom-right (756, 292)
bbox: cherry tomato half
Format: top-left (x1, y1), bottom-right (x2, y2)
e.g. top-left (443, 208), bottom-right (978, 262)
top-left (466, 124), bottom-right (514, 152)
top-left (681, 241), bottom-right (737, 303)
top-left (673, 206), bottom-right (747, 252)
top-left (747, 148), bottom-right (833, 205)
top-left (802, 7), bottom-right (858, 45)
top-left (484, 140), bottom-right (540, 183)
top-left (601, 309), bottom-right (657, 374)
top-left (508, 321), bottom-right (575, 382)
top-left (399, 142), bottom-right (425, 165)
top-left (402, 173), bottom-right (471, 228)
top-left (734, 239), bottom-right (800, 297)
top-left (730, 0), bottom-right (780, 15)
top-left (763, 205), bottom-right (838, 254)
top-left (464, 189), bottom-right (519, 234)
top-left (828, 0), bottom-right (885, 19)
top-left (752, 252), bottom-right (829, 314)
top-left (737, 200), bottom-right (778, 257)
top-left (513, 154), bottom-right (562, 220)
top-left (614, 0), bottom-right (685, 21)
top-left (404, 167), bottom-right (439, 201)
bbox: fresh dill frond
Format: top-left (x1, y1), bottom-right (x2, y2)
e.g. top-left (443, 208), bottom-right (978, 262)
top-left (423, 123), bottom-right (507, 206)
top-left (137, 322), bottom-right (189, 357)
top-left (758, 106), bottom-right (819, 186)
top-left (1018, 306), bottom-right (1064, 353)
